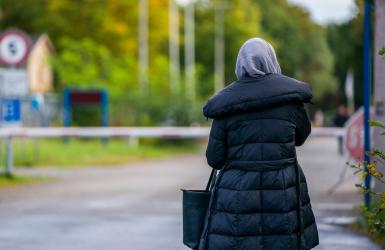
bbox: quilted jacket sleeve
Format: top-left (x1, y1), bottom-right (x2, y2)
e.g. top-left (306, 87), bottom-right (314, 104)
top-left (294, 104), bottom-right (311, 146)
top-left (206, 119), bottom-right (227, 169)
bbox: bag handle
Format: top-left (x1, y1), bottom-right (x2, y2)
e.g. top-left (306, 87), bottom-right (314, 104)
top-left (205, 169), bottom-right (217, 191)
top-left (205, 161), bottom-right (230, 191)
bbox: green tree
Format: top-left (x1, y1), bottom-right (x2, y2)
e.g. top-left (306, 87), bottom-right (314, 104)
top-left (326, 0), bottom-right (364, 109)
top-left (0, 0), bottom-right (343, 124)
top-left (193, 0), bottom-right (265, 99)
top-left (258, 0), bottom-right (338, 106)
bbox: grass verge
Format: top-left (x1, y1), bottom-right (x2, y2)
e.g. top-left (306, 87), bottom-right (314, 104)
top-left (0, 174), bottom-right (50, 189)
top-left (0, 138), bottom-right (200, 167)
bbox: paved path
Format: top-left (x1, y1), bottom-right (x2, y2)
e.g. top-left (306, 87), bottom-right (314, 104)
top-left (0, 138), bottom-right (382, 250)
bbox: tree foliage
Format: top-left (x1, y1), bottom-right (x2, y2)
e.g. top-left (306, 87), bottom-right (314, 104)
top-left (326, 0), bottom-right (364, 108)
top-left (194, 0), bottom-right (264, 98)
top-left (0, 0), bottom-right (346, 125)
top-left (380, 46), bottom-right (385, 57)
top-left (257, 0), bottom-right (338, 107)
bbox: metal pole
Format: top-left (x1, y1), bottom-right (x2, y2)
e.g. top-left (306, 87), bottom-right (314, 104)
top-left (63, 89), bottom-right (71, 143)
top-left (184, 1), bottom-right (196, 101)
top-left (6, 136), bottom-right (13, 176)
top-left (214, 3), bottom-right (225, 93)
top-left (101, 90), bottom-right (109, 127)
top-left (63, 88), bottom-right (71, 127)
top-left (139, 0), bottom-right (149, 95)
top-left (363, 0), bottom-right (373, 208)
top-left (169, 0), bottom-right (181, 95)
top-left (101, 90), bottom-right (109, 145)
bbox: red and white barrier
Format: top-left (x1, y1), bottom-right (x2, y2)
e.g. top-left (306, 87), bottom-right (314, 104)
top-left (0, 126), bottom-right (344, 175)
top-left (0, 126), bottom-right (344, 139)
top-left (311, 127), bottom-right (344, 137)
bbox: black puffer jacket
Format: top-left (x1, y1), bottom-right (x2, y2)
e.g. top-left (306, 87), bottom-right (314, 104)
top-left (199, 73), bottom-right (319, 250)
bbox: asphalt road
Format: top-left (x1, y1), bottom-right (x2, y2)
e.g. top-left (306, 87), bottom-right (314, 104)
top-left (0, 137), bottom-right (382, 250)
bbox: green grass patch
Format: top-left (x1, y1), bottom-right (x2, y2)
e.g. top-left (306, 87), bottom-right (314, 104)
top-left (0, 138), bottom-right (199, 167)
top-left (0, 174), bottom-right (50, 189)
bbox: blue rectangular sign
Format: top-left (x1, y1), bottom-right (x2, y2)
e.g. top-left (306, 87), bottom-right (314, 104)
top-left (1, 99), bottom-right (21, 126)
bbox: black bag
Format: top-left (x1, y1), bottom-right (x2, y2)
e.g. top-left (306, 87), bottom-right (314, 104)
top-left (182, 169), bottom-right (217, 249)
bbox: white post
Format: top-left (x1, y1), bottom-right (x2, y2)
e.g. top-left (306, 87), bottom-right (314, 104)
top-left (138, 0), bottom-right (149, 95)
top-left (214, 3), bottom-right (225, 93)
top-left (373, 0), bottom-right (385, 193)
top-left (184, 1), bottom-right (196, 101)
top-left (169, 0), bottom-right (181, 95)
top-left (6, 136), bottom-right (13, 176)
top-left (128, 136), bottom-right (139, 148)
top-left (344, 70), bottom-right (354, 114)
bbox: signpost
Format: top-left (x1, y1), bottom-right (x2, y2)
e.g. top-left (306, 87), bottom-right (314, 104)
top-left (0, 30), bottom-right (30, 176)
top-left (63, 88), bottom-right (109, 128)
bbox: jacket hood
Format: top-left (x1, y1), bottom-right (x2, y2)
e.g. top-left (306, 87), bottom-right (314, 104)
top-left (203, 74), bottom-right (312, 119)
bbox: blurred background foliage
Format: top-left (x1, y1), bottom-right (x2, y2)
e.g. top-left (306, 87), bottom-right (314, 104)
top-left (0, 0), bottom-right (364, 125)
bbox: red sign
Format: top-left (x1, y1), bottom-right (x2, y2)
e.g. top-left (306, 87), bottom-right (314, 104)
top-left (70, 91), bottom-right (102, 105)
top-left (344, 108), bottom-right (364, 160)
top-left (344, 107), bottom-right (374, 161)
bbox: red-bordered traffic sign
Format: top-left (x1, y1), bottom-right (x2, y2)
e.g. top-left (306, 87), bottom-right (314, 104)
top-left (344, 108), bottom-right (364, 161)
top-left (0, 30), bottom-right (30, 66)
top-left (344, 107), bottom-right (374, 161)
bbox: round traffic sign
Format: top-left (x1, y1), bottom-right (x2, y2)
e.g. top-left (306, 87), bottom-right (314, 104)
top-left (343, 107), bottom-right (374, 161)
top-left (344, 108), bottom-right (364, 160)
top-left (0, 31), bottom-right (30, 66)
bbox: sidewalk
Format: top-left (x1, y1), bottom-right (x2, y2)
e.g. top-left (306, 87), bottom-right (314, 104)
top-left (0, 137), bottom-right (382, 250)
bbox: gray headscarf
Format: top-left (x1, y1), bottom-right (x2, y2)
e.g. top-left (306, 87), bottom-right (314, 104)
top-left (235, 38), bottom-right (281, 79)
